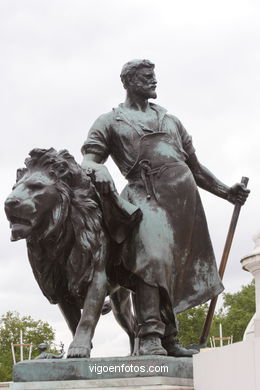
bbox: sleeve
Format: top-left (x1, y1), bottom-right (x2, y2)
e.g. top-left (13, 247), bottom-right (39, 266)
top-left (81, 114), bottom-right (110, 163)
top-left (176, 117), bottom-right (196, 157)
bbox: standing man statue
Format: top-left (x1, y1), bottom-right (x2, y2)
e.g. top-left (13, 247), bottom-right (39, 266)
top-left (81, 59), bottom-right (249, 357)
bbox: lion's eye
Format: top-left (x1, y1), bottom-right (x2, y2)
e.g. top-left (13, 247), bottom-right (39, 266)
top-left (27, 183), bottom-right (45, 190)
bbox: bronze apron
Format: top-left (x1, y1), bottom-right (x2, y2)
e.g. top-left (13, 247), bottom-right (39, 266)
top-left (118, 132), bottom-right (223, 314)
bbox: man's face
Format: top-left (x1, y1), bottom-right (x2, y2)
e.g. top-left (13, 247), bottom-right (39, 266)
top-left (129, 67), bottom-right (157, 99)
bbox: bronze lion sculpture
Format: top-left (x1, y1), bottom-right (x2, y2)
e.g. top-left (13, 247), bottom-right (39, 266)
top-left (5, 148), bottom-right (136, 358)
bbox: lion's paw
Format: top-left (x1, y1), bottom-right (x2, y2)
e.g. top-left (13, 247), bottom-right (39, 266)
top-left (67, 345), bottom-right (91, 358)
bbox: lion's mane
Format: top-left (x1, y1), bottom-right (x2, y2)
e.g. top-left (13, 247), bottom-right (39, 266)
top-left (21, 148), bottom-right (106, 306)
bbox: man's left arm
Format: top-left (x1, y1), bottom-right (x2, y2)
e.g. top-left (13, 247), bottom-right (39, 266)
top-left (187, 153), bottom-right (250, 205)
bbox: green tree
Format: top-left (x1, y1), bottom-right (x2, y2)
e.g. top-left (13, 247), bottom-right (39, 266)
top-left (0, 311), bottom-right (58, 382)
top-left (177, 303), bottom-right (208, 346)
top-left (177, 280), bottom-right (255, 347)
top-left (177, 303), bottom-right (221, 346)
top-left (218, 280), bottom-right (255, 342)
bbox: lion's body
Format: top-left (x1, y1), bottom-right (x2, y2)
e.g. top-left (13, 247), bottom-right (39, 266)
top-left (26, 181), bottom-right (108, 309)
top-left (5, 148), bottom-right (135, 357)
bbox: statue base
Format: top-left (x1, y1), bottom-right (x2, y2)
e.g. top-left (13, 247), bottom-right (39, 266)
top-left (10, 378), bottom-right (193, 390)
top-left (11, 356), bottom-right (194, 389)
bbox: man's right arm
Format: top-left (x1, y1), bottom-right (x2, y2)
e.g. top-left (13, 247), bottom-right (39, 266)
top-left (187, 152), bottom-right (249, 205)
top-left (81, 153), bottom-right (116, 194)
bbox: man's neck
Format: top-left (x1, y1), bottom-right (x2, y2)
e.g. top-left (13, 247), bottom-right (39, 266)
top-left (124, 92), bottom-right (149, 112)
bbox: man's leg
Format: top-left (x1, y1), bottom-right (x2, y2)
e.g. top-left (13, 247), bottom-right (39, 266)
top-left (135, 279), bottom-right (167, 355)
top-left (158, 299), bottom-right (199, 357)
top-left (162, 319), bottom-right (199, 357)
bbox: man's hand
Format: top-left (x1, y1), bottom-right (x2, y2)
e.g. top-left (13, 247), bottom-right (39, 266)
top-left (81, 153), bottom-right (115, 194)
top-left (91, 164), bottom-right (115, 194)
top-left (227, 183), bottom-right (250, 205)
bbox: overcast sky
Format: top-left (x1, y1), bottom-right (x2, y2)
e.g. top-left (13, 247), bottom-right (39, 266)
top-left (0, 0), bottom-right (259, 357)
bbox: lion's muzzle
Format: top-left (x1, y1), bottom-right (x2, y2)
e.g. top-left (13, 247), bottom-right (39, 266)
top-left (5, 196), bottom-right (34, 241)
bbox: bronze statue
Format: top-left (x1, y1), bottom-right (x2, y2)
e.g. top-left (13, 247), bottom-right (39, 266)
top-left (81, 59), bottom-right (249, 357)
top-left (4, 148), bottom-right (137, 358)
top-left (5, 61), bottom-right (250, 360)
top-left (34, 343), bottom-right (64, 360)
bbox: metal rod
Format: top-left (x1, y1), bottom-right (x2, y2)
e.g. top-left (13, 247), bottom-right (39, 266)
top-left (11, 344), bottom-right (16, 364)
top-left (199, 176), bottom-right (249, 346)
top-left (20, 330), bottom-right (23, 362)
top-left (219, 323), bottom-right (223, 347)
top-left (29, 344), bottom-right (33, 360)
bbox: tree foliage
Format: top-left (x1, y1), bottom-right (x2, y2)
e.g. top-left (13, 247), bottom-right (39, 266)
top-left (177, 303), bottom-right (208, 346)
top-left (0, 311), bottom-right (58, 382)
top-left (218, 280), bottom-right (255, 342)
top-left (177, 280), bottom-right (255, 347)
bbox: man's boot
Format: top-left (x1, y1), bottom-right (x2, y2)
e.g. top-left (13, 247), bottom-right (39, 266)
top-left (162, 336), bottom-right (199, 357)
top-left (139, 335), bottom-right (167, 356)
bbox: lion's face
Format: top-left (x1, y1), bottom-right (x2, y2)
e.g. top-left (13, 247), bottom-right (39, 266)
top-left (5, 169), bottom-right (60, 241)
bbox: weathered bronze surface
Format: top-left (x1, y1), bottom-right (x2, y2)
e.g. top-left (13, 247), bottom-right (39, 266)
top-left (4, 148), bottom-right (137, 358)
top-left (13, 355), bottom-right (193, 383)
top-left (81, 59), bottom-right (249, 356)
top-left (34, 343), bottom-right (64, 360)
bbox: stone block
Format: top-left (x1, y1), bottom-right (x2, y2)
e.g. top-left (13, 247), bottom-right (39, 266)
top-left (10, 376), bottom-right (193, 390)
top-left (13, 356), bottom-right (193, 383)
top-left (11, 356), bottom-right (194, 389)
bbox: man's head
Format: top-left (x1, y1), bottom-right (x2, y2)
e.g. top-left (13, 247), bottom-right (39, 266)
top-left (120, 59), bottom-right (157, 99)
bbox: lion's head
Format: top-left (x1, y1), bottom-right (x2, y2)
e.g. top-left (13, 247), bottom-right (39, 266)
top-left (5, 148), bottom-right (105, 304)
top-left (5, 148), bottom-right (94, 241)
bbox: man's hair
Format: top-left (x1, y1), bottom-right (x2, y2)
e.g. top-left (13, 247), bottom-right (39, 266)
top-left (120, 59), bottom-right (155, 88)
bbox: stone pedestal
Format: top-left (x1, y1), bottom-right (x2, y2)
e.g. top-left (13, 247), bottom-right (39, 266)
top-left (10, 378), bottom-right (193, 390)
top-left (11, 356), bottom-right (194, 390)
